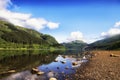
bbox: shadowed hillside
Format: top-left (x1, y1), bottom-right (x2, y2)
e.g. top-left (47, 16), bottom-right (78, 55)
top-left (88, 35), bottom-right (120, 50)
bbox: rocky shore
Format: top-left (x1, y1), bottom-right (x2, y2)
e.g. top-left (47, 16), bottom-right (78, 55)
top-left (74, 51), bottom-right (120, 80)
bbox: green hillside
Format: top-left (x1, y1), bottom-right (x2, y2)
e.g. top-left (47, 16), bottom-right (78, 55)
top-left (0, 20), bottom-right (63, 50)
top-left (88, 35), bottom-right (120, 50)
top-left (62, 40), bottom-right (87, 51)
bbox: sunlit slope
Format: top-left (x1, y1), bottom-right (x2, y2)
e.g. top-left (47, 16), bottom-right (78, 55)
top-left (0, 20), bottom-right (58, 48)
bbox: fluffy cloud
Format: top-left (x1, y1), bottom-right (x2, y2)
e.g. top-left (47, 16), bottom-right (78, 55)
top-left (101, 22), bottom-right (120, 38)
top-left (101, 28), bottom-right (120, 38)
top-left (26, 18), bottom-right (48, 30)
top-left (0, 0), bottom-right (12, 10)
top-left (47, 22), bottom-right (59, 29)
top-left (67, 31), bottom-right (85, 42)
top-left (114, 21), bottom-right (120, 27)
top-left (0, 0), bottom-right (59, 31)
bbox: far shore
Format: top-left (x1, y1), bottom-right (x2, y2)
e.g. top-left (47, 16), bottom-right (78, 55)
top-left (0, 48), bottom-right (65, 51)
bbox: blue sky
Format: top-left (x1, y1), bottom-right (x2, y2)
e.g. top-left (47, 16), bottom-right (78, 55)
top-left (1, 0), bottom-right (120, 43)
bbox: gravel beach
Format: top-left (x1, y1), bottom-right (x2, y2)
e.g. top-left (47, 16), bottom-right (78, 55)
top-left (74, 51), bottom-right (120, 80)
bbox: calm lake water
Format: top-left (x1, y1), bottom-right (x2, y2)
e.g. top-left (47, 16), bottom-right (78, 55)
top-left (0, 50), bottom-right (88, 80)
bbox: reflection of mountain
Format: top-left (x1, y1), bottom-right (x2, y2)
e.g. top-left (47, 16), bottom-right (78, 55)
top-left (88, 34), bottom-right (120, 50)
top-left (62, 40), bottom-right (87, 51)
top-left (0, 50), bottom-right (60, 78)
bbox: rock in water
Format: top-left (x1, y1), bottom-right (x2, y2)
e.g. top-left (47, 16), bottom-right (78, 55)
top-left (47, 72), bottom-right (54, 77)
top-left (60, 61), bottom-right (66, 64)
top-left (37, 71), bottom-right (44, 75)
top-left (32, 68), bottom-right (39, 72)
top-left (49, 77), bottom-right (57, 80)
top-left (8, 70), bottom-right (16, 73)
top-left (54, 59), bottom-right (58, 62)
top-left (72, 62), bottom-right (78, 66)
top-left (65, 66), bottom-right (69, 69)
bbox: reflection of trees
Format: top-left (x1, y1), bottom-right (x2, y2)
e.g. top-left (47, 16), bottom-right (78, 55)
top-left (64, 50), bottom-right (85, 58)
top-left (65, 50), bottom-right (82, 54)
top-left (0, 50), bottom-right (62, 78)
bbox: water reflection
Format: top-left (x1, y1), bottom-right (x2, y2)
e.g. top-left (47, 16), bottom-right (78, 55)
top-left (0, 50), bottom-right (59, 78)
top-left (0, 50), bottom-right (88, 80)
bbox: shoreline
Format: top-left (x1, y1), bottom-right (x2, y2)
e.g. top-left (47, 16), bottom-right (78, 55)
top-left (74, 50), bottom-right (120, 80)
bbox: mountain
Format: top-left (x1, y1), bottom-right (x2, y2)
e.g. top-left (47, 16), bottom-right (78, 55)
top-left (0, 20), bottom-right (61, 49)
top-left (62, 40), bottom-right (87, 51)
top-left (88, 35), bottom-right (120, 50)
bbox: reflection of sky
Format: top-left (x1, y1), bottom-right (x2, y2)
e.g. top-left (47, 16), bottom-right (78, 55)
top-left (1, 71), bottom-right (44, 80)
top-left (39, 55), bottom-right (88, 75)
top-left (39, 55), bottom-right (76, 74)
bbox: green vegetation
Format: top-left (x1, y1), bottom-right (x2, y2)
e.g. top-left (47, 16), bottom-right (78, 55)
top-left (88, 34), bottom-right (120, 50)
top-left (62, 40), bottom-right (87, 51)
top-left (0, 20), bottom-right (65, 50)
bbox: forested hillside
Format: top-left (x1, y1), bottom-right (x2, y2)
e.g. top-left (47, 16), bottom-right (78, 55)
top-left (88, 35), bottom-right (120, 50)
top-left (62, 40), bottom-right (87, 51)
top-left (0, 20), bottom-right (64, 50)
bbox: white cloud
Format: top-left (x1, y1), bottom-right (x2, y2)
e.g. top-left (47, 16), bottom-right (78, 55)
top-left (67, 31), bottom-right (85, 42)
top-left (101, 28), bottom-right (120, 38)
top-left (26, 18), bottom-right (47, 30)
top-left (101, 22), bottom-right (120, 38)
top-left (114, 21), bottom-right (120, 27)
top-left (0, 0), bottom-right (59, 31)
top-left (0, 0), bottom-right (12, 10)
top-left (47, 22), bottom-right (59, 29)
